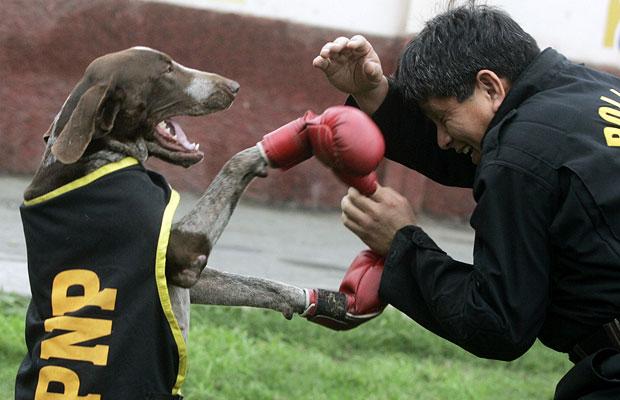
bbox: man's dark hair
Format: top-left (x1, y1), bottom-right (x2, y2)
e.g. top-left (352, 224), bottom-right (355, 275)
top-left (395, 4), bottom-right (540, 102)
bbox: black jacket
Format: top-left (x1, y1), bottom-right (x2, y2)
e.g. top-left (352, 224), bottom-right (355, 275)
top-left (367, 48), bottom-right (620, 360)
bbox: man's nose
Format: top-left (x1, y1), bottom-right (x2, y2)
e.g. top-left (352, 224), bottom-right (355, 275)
top-left (436, 126), bottom-right (452, 150)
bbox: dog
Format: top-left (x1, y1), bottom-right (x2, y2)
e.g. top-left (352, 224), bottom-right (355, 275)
top-left (16, 46), bottom-right (314, 399)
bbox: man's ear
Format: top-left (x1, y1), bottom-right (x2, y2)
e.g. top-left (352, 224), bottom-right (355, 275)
top-left (52, 81), bottom-right (122, 164)
top-left (476, 70), bottom-right (510, 113)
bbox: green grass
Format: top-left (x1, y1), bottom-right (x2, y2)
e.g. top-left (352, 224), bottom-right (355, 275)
top-left (1, 292), bottom-right (570, 399)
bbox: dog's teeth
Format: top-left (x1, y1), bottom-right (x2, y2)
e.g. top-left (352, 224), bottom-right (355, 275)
top-left (195, 143), bottom-right (200, 151)
top-left (157, 121), bottom-right (174, 136)
top-left (162, 121), bottom-right (175, 136)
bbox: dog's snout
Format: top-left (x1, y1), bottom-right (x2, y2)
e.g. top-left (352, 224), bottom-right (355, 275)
top-left (228, 80), bottom-right (240, 95)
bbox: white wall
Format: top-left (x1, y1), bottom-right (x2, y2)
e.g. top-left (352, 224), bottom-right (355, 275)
top-left (406, 0), bottom-right (620, 65)
top-left (151, 0), bottom-right (411, 36)
top-left (150, 0), bottom-right (619, 65)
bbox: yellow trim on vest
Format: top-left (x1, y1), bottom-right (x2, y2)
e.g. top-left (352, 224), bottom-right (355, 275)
top-left (154, 189), bottom-right (187, 395)
top-left (23, 157), bottom-right (140, 207)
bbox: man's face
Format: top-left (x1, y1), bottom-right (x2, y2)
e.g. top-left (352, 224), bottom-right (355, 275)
top-left (420, 70), bottom-right (509, 165)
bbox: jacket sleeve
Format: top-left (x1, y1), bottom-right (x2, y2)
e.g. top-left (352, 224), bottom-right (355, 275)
top-left (346, 80), bottom-right (476, 188)
top-left (379, 162), bottom-right (554, 360)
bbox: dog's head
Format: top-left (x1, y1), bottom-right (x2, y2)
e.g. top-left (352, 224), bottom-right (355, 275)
top-left (46, 46), bottom-right (239, 167)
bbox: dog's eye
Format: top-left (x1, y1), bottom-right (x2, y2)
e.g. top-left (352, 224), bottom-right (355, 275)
top-left (165, 63), bottom-right (174, 73)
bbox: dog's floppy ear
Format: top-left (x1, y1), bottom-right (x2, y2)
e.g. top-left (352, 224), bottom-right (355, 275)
top-left (52, 81), bottom-right (121, 164)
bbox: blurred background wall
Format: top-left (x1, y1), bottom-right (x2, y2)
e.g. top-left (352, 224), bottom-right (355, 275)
top-left (1, 0), bottom-right (618, 219)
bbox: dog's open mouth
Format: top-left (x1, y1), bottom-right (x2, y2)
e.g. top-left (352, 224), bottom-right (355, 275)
top-left (155, 119), bottom-right (199, 152)
top-left (152, 119), bottom-right (205, 166)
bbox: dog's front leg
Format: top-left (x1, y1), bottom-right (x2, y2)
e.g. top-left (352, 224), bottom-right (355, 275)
top-left (167, 146), bottom-right (267, 288)
top-left (189, 267), bottom-right (307, 318)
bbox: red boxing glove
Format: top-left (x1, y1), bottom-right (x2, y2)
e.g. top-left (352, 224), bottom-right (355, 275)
top-left (335, 171), bottom-right (380, 197)
top-left (305, 106), bottom-right (384, 181)
top-left (257, 106), bottom-right (385, 195)
top-left (302, 250), bottom-right (386, 330)
top-left (257, 110), bottom-right (317, 170)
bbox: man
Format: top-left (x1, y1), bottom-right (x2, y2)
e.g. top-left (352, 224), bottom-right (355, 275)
top-left (312, 4), bottom-right (620, 399)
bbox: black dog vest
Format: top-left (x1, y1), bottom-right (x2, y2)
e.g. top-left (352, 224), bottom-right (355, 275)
top-left (15, 158), bottom-right (187, 399)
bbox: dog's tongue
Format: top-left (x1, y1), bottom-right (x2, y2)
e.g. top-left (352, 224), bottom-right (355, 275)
top-left (155, 119), bottom-right (200, 153)
top-left (167, 119), bottom-right (197, 151)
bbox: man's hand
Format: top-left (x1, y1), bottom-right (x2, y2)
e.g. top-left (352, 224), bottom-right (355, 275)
top-left (341, 184), bottom-right (416, 256)
top-left (312, 35), bottom-right (388, 114)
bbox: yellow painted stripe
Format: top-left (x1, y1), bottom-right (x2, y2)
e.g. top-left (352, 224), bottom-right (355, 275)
top-left (154, 189), bottom-right (187, 395)
top-left (23, 157), bottom-right (140, 206)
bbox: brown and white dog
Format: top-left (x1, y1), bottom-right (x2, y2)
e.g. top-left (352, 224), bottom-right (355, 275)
top-left (18, 46), bottom-right (314, 399)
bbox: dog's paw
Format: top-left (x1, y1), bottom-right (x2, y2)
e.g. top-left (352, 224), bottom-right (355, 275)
top-left (254, 161), bottom-right (268, 178)
top-left (230, 146), bottom-right (269, 178)
top-left (281, 306), bottom-right (294, 320)
top-left (168, 254), bottom-right (208, 288)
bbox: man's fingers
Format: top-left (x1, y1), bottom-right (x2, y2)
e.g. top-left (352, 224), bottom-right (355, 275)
top-left (348, 35), bottom-right (369, 49)
top-left (319, 42), bottom-right (334, 59)
top-left (371, 183), bottom-right (402, 202)
top-left (320, 38), bottom-right (346, 57)
top-left (348, 35), bottom-right (373, 56)
top-left (341, 201), bottom-right (381, 253)
top-left (341, 210), bottom-right (365, 237)
top-left (341, 194), bottom-right (371, 226)
top-left (346, 186), bottom-right (378, 214)
top-left (312, 55), bottom-right (329, 71)
top-left (369, 183), bottom-right (388, 201)
top-left (333, 36), bottom-right (350, 47)
top-left (320, 36), bottom-right (368, 62)
top-left (331, 37), bottom-right (353, 61)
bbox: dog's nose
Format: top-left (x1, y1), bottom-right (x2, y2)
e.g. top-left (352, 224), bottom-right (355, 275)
top-left (229, 80), bottom-right (240, 95)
